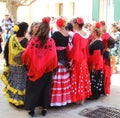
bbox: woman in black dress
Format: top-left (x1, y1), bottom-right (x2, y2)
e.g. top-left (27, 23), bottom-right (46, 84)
top-left (22, 17), bottom-right (57, 117)
top-left (88, 22), bottom-right (104, 99)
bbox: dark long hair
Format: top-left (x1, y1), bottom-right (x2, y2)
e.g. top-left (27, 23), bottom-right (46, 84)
top-left (36, 22), bottom-right (50, 47)
top-left (14, 22), bottom-right (29, 37)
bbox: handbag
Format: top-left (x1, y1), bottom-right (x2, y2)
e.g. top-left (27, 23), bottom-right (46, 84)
top-left (13, 51), bottom-right (24, 65)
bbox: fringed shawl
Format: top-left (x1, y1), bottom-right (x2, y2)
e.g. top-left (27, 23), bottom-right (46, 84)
top-left (22, 37), bottom-right (58, 82)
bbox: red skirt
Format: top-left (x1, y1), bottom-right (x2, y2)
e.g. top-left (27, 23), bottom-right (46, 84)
top-left (70, 60), bottom-right (92, 102)
top-left (103, 64), bottom-right (111, 94)
top-left (50, 62), bottom-right (72, 106)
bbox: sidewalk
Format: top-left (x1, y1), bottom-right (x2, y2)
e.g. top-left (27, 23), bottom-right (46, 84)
top-left (0, 58), bottom-right (120, 118)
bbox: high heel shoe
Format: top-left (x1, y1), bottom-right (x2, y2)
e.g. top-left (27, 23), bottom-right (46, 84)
top-left (41, 109), bottom-right (47, 116)
top-left (28, 110), bottom-right (35, 117)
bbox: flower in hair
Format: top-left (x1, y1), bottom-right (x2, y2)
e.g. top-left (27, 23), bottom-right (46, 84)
top-left (42, 17), bottom-right (50, 24)
top-left (13, 25), bottom-right (19, 32)
top-left (95, 22), bottom-right (101, 29)
top-left (100, 21), bottom-right (105, 26)
top-left (76, 17), bottom-right (84, 24)
top-left (56, 18), bottom-right (65, 27)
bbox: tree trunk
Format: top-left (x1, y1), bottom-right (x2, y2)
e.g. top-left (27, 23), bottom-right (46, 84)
top-left (4, 0), bottom-right (36, 23)
top-left (6, 1), bottom-right (18, 23)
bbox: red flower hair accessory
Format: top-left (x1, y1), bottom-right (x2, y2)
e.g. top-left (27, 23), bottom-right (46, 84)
top-left (42, 17), bottom-right (50, 24)
top-left (56, 18), bottom-right (65, 27)
top-left (95, 22), bottom-right (101, 29)
top-left (100, 21), bottom-right (105, 26)
top-left (76, 17), bottom-right (84, 24)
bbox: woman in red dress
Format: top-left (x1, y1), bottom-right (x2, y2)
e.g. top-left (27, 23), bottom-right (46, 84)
top-left (70, 17), bottom-right (92, 104)
top-left (100, 21), bottom-right (115, 95)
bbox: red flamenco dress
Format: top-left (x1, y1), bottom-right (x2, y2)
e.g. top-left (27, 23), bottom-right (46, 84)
top-left (102, 33), bottom-right (115, 95)
top-left (70, 32), bottom-right (92, 103)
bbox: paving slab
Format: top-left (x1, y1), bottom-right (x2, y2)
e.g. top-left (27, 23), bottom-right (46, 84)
top-left (0, 58), bottom-right (120, 118)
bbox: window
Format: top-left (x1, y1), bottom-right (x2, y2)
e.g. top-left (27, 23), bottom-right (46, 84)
top-left (59, 3), bottom-right (63, 16)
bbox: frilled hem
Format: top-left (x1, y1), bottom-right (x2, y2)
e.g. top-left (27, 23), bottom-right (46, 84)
top-left (1, 72), bottom-right (26, 95)
top-left (4, 93), bottom-right (24, 106)
top-left (1, 64), bottom-right (25, 106)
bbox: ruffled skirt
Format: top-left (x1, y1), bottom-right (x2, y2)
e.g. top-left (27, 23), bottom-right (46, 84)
top-left (70, 60), bottom-right (92, 102)
top-left (1, 64), bottom-right (27, 106)
top-left (50, 62), bottom-right (71, 106)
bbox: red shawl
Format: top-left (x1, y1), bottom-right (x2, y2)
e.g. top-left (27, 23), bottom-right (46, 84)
top-left (102, 33), bottom-right (110, 49)
top-left (92, 50), bottom-right (103, 70)
top-left (22, 37), bottom-right (58, 82)
top-left (71, 33), bottom-right (83, 62)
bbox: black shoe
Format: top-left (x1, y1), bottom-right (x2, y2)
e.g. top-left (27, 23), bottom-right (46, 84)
top-left (41, 109), bottom-right (47, 116)
top-left (28, 110), bottom-right (35, 117)
top-left (87, 96), bottom-right (96, 100)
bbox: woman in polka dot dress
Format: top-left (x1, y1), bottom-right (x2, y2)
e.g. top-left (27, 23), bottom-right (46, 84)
top-left (70, 17), bottom-right (92, 104)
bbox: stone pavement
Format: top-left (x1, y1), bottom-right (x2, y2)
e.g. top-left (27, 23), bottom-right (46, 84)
top-left (0, 58), bottom-right (120, 118)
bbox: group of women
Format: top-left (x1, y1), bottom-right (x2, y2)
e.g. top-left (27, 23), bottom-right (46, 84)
top-left (1, 16), bottom-right (115, 117)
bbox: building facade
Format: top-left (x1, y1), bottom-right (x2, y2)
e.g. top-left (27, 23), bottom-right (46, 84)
top-left (92, 0), bottom-right (120, 23)
top-left (0, 0), bottom-right (120, 25)
top-left (28, 0), bottom-right (120, 24)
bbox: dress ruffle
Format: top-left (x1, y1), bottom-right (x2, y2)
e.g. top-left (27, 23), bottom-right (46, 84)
top-left (1, 64), bottom-right (26, 106)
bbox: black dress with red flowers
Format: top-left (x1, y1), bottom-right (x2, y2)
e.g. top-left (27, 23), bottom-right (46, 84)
top-left (89, 39), bottom-right (104, 99)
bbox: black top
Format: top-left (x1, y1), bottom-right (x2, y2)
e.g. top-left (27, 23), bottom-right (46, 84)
top-left (52, 31), bottom-right (69, 47)
top-left (52, 31), bottom-right (69, 67)
top-left (89, 40), bottom-right (104, 55)
top-left (108, 36), bottom-right (115, 49)
top-left (20, 38), bottom-right (28, 48)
